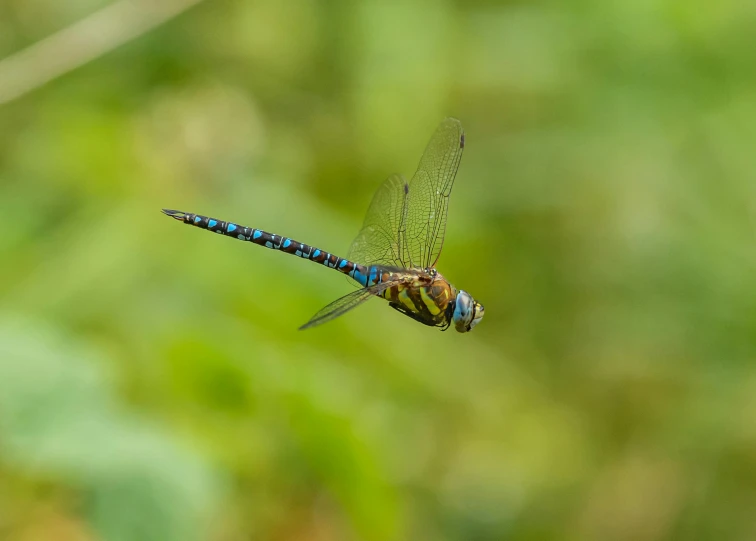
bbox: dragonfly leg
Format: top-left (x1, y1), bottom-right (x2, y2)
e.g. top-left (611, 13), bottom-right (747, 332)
top-left (389, 302), bottom-right (442, 328)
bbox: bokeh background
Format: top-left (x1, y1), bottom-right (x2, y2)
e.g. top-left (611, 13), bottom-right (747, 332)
top-left (2, 0), bottom-right (756, 540)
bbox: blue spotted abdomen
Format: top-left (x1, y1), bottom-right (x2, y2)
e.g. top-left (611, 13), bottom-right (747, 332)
top-left (162, 209), bottom-right (370, 284)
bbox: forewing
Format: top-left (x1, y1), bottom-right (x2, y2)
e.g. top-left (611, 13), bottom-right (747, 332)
top-left (404, 117), bottom-right (464, 268)
top-left (347, 173), bottom-right (409, 269)
top-left (299, 280), bottom-right (396, 330)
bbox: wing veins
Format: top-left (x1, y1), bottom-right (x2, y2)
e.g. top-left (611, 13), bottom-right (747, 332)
top-left (299, 278), bottom-right (400, 330)
top-left (346, 118), bottom-right (464, 272)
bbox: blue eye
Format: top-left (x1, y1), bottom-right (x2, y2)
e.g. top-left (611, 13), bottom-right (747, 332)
top-left (453, 291), bottom-right (475, 331)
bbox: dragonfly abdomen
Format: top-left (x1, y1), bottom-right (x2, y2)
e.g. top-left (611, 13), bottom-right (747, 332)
top-left (162, 209), bottom-right (369, 282)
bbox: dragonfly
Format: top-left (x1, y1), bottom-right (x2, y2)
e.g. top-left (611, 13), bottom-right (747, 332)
top-left (163, 117), bottom-right (484, 332)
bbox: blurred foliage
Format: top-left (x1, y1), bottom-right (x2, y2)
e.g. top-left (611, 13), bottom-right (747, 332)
top-left (1, 0), bottom-right (756, 540)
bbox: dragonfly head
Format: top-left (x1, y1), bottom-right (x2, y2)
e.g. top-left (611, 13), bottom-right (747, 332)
top-left (452, 290), bottom-right (484, 332)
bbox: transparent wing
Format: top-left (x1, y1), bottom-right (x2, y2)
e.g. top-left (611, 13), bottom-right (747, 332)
top-left (299, 280), bottom-right (396, 330)
top-left (346, 118), bottom-right (464, 272)
top-left (404, 117), bottom-right (464, 268)
top-left (347, 173), bottom-right (409, 268)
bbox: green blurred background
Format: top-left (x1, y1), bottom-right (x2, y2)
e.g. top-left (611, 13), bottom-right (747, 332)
top-left (2, 0), bottom-right (756, 540)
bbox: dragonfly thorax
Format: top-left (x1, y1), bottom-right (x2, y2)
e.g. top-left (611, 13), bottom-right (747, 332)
top-left (380, 268), bottom-right (453, 328)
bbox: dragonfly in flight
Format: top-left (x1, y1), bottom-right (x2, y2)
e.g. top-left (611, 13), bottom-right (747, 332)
top-left (163, 117), bottom-right (484, 332)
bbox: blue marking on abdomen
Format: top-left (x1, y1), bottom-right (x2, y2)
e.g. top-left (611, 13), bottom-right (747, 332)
top-left (265, 241), bottom-right (274, 248)
top-left (283, 239), bottom-right (291, 249)
top-left (227, 223), bottom-right (236, 233)
top-left (208, 219), bottom-right (217, 228)
top-left (237, 234), bottom-right (245, 240)
top-left (339, 259), bottom-right (348, 269)
top-left (313, 249), bottom-right (321, 258)
top-left (352, 268), bottom-right (368, 287)
top-left (368, 266), bottom-right (378, 285)
top-left (194, 216), bottom-right (201, 223)
top-left (253, 230), bottom-right (262, 239)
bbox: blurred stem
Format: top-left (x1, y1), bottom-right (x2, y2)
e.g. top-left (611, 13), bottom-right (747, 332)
top-left (0, 0), bottom-right (206, 106)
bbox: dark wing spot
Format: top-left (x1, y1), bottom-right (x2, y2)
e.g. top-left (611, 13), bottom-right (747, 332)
top-left (460, 133), bottom-right (465, 148)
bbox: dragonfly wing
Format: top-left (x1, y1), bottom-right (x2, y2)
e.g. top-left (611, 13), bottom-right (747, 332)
top-left (347, 173), bottom-right (409, 270)
top-left (404, 118), bottom-right (464, 268)
top-left (346, 118), bottom-right (464, 273)
top-left (299, 280), bottom-right (395, 330)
